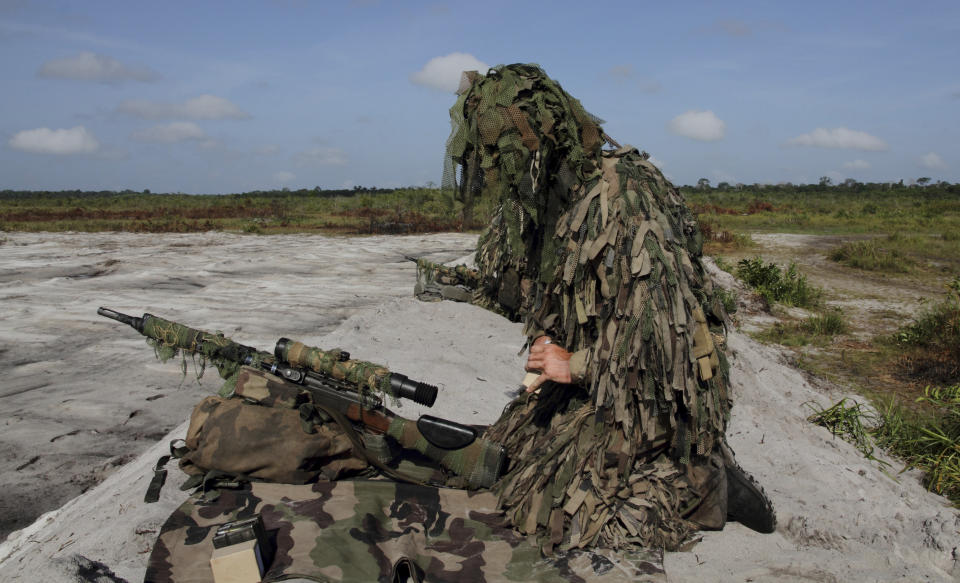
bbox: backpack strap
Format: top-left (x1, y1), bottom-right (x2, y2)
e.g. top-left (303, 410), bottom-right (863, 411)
top-left (144, 455), bottom-right (170, 503)
top-left (144, 440), bottom-right (194, 503)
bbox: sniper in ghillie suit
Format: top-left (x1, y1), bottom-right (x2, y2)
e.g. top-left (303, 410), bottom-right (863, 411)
top-left (103, 64), bottom-right (776, 583)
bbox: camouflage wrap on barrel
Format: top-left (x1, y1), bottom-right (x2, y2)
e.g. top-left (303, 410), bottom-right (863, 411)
top-left (414, 258), bottom-right (480, 304)
top-left (141, 314), bottom-right (268, 384)
top-left (280, 339), bottom-right (394, 397)
top-left (145, 480), bottom-right (665, 583)
top-left (444, 65), bottom-right (733, 551)
top-left (415, 258), bottom-right (482, 290)
top-left (413, 257), bottom-right (518, 320)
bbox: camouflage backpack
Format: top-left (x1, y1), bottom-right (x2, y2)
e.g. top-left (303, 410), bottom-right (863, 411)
top-left (175, 366), bottom-right (369, 487)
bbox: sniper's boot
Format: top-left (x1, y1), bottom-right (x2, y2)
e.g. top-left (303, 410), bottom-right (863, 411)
top-left (685, 452), bottom-right (728, 530)
top-left (723, 444), bottom-right (777, 533)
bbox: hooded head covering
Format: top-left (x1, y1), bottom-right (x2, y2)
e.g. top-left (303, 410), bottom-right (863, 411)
top-left (444, 64), bottom-right (608, 284)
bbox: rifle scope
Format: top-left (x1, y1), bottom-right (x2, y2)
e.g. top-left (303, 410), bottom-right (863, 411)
top-left (274, 338), bottom-right (438, 407)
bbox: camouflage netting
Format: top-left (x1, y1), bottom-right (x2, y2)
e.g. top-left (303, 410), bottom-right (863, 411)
top-left (442, 64), bottom-right (733, 552)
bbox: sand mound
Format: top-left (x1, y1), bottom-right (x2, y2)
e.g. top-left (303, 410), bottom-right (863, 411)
top-left (0, 232), bottom-right (956, 582)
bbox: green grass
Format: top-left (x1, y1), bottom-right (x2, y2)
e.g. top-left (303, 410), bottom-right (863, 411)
top-left (801, 311), bottom-right (848, 336)
top-left (756, 311), bottom-right (847, 347)
top-left (804, 278), bottom-right (960, 503)
top-left (689, 185), bottom-right (960, 278)
top-left (808, 385), bottom-right (960, 504)
top-left (735, 256), bottom-right (822, 308)
top-left (686, 184), bottom-right (960, 238)
top-left (828, 238), bottom-right (916, 272)
top-left (891, 276), bottom-right (960, 385)
top-left (806, 398), bottom-right (889, 465)
top-left (0, 187), bottom-right (493, 235)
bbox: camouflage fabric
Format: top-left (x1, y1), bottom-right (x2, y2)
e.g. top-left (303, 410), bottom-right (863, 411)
top-left (413, 258), bottom-right (519, 321)
top-left (279, 339), bottom-right (400, 399)
top-left (414, 258), bottom-right (481, 303)
top-left (145, 480), bottom-right (666, 583)
top-left (441, 65), bottom-right (733, 551)
top-left (179, 368), bottom-right (368, 484)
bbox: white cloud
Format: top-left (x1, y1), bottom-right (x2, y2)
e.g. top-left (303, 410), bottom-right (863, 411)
top-left (293, 147), bottom-right (348, 167)
top-left (274, 171), bottom-right (295, 184)
top-left (131, 122), bottom-right (206, 143)
top-left (8, 126), bottom-right (99, 154)
top-left (842, 159), bottom-right (871, 170)
top-left (920, 152), bottom-right (946, 169)
top-left (787, 127), bottom-right (887, 151)
top-left (410, 53), bottom-right (490, 92)
top-left (255, 145), bottom-right (280, 155)
top-left (38, 51), bottom-right (157, 82)
top-left (668, 110), bottom-right (726, 141)
top-left (117, 94), bottom-right (250, 120)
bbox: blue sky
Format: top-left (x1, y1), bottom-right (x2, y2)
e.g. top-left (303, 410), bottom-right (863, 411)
top-left (1, 0), bottom-right (957, 193)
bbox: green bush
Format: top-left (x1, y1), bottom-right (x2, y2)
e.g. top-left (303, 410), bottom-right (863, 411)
top-left (893, 277), bottom-right (960, 384)
top-left (895, 277), bottom-right (960, 350)
top-left (735, 256), bottom-right (821, 308)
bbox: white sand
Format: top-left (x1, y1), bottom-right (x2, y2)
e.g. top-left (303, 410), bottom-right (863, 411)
top-left (0, 232), bottom-right (956, 582)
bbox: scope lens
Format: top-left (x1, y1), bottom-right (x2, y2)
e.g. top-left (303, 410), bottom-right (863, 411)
top-left (389, 374), bottom-right (438, 407)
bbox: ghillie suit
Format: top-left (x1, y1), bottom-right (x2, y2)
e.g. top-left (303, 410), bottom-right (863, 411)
top-left (439, 64), bottom-right (772, 553)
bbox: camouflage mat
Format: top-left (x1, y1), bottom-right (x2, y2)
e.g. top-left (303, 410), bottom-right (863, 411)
top-left (145, 480), bottom-right (665, 583)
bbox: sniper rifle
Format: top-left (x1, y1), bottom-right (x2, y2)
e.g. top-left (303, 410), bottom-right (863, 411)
top-left (97, 307), bottom-right (506, 489)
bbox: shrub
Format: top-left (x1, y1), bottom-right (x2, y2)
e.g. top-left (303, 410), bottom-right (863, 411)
top-left (893, 276), bottom-right (960, 384)
top-left (873, 385), bottom-right (960, 502)
top-left (801, 311), bottom-right (848, 336)
top-left (735, 256), bottom-right (821, 308)
top-left (828, 239), bottom-right (914, 272)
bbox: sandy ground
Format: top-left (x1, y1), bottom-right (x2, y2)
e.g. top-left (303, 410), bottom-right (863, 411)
top-left (0, 231), bottom-right (957, 582)
top-left (0, 231), bottom-right (478, 541)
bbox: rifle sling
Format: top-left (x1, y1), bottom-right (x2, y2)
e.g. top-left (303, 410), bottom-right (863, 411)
top-left (312, 402), bottom-right (433, 487)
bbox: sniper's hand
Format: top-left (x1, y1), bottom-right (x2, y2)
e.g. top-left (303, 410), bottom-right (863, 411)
top-left (525, 336), bottom-right (572, 392)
